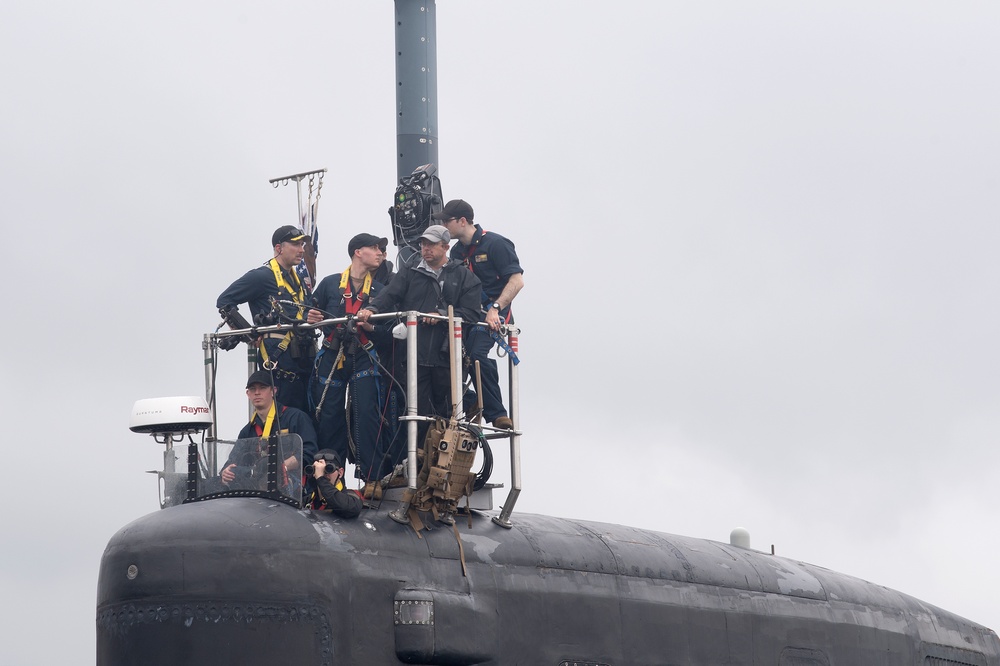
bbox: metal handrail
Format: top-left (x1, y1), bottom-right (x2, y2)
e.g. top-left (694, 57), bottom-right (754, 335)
top-left (205, 310), bottom-right (523, 526)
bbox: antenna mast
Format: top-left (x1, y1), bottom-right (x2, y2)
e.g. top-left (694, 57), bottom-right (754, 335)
top-left (394, 0), bottom-right (439, 181)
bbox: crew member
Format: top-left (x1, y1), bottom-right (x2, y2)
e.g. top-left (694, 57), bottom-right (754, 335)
top-left (435, 199), bottom-right (523, 429)
top-left (217, 225), bottom-right (316, 413)
top-left (357, 225), bottom-right (482, 431)
top-left (306, 233), bottom-right (397, 485)
top-left (371, 239), bottom-right (394, 285)
top-left (220, 370), bottom-right (318, 495)
top-left (306, 449), bottom-right (362, 519)
top-left (368, 237), bottom-right (405, 476)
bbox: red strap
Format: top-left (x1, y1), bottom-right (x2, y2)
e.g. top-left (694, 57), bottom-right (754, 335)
top-left (327, 285), bottom-right (370, 347)
top-left (342, 289), bottom-right (371, 346)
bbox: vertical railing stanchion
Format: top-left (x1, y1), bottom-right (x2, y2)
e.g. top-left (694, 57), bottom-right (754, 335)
top-left (493, 327), bottom-right (521, 528)
top-left (202, 334), bottom-right (218, 476)
top-left (390, 310), bottom-right (421, 524)
top-left (451, 313), bottom-right (463, 419)
top-left (246, 340), bottom-right (256, 422)
top-left (405, 311), bottom-right (420, 487)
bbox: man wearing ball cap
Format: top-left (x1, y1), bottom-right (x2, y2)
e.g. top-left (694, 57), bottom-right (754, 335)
top-left (306, 449), bottom-right (362, 518)
top-left (435, 199), bottom-right (523, 430)
top-left (357, 224), bottom-right (482, 432)
top-left (306, 232), bottom-right (397, 487)
top-left (216, 225), bottom-right (317, 413)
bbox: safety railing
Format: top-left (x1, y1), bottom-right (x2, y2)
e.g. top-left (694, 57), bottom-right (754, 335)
top-left (203, 308), bottom-right (522, 527)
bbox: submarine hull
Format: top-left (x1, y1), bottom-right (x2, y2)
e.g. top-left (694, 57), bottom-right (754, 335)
top-left (97, 498), bottom-right (1000, 665)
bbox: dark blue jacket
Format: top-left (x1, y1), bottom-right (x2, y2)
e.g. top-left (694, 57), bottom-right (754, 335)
top-left (366, 260), bottom-right (482, 367)
top-left (217, 263), bottom-right (313, 322)
top-left (449, 225), bottom-right (523, 317)
top-left (233, 402), bottom-right (319, 467)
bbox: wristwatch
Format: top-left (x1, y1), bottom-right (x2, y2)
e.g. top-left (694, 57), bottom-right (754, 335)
top-left (488, 302), bottom-right (500, 311)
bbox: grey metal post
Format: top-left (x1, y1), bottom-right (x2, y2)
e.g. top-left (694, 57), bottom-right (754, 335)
top-left (246, 339), bottom-right (256, 422)
top-left (493, 328), bottom-right (521, 528)
top-left (451, 315), bottom-right (463, 419)
top-left (390, 311), bottom-right (421, 525)
top-left (394, 0), bottom-right (439, 180)
top-left (406, 311), bottom-right (419, 488)
top-left (202, 334), bottom-right (217, 475)
top-left (203, 334), bottom-right (216, 440)
top-left (163, 441), bottom-right (176, 475)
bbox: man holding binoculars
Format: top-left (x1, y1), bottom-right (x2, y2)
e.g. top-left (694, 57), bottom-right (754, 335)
top-left (307, 450), bottom-right (362, 519)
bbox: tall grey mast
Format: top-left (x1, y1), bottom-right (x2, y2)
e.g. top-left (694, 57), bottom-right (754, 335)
top-left (394, 0), bottom-right (439, 180)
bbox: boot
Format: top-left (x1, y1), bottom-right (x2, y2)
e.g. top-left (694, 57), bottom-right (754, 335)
top-left (492, 416), bottom-right (513, 430)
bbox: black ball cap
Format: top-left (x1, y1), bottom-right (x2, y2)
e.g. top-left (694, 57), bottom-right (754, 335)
top-left (272, 225), bottom-right (307, 246)
top-left (431, 199), bottom-right (474, 222)
top-left (245, 370), bottom-right (274, 389)
top-left (314, 449), bottom-right (343, 469)
top-left (348, 233), bottom-right (389, 257)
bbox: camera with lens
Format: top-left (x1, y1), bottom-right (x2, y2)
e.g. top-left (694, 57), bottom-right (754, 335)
top-left (305, 462), bottom-right (337, 475)
top-left (218, 305), bottom-right (256, 351)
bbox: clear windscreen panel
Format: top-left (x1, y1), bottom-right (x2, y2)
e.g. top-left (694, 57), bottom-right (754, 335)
top-left (192, 434), bottom-right (304, 507)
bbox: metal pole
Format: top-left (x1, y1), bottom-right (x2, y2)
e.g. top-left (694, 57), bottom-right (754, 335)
top-left (202, 334), bottom-right (218, 475)
top-left (163, 441), bottom-right (175, 475)
top-left (394, 0), bottom-right (439, 180)
top-left (493, 328), bottom-right (521, 528)
top-left (294, 180), bottom-right (305, 231)
top-left (451, 314), bottom-right (463, 420)
top-left (246, 340), bottom-right (256, 423)
top-left (390, 310), bottom-right (421, 525)
top-left (405, 311), bottom-right (419, 488)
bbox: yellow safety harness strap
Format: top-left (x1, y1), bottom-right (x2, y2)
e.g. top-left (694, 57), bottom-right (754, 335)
top-left (338, 268), bottom-right (372, 298)
top-left (260, 259), bottom-right (307, 367)
top-left (269, 258), bottom-right (307, 306)
top-left (251, 402), bottom-right (278, 439)
top-left (259, 336), bottom-right (294, 370)
top-left (335, 268), bottom-right (373, 369)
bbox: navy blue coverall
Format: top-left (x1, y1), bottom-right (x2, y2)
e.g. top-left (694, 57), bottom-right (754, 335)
top-left (217, 263), bottom-right (315, 413)
top-left (310, 272), bottom-right (400, 482)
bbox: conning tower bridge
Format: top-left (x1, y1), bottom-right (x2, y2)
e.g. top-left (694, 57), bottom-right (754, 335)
top-left (133, 308), bottom-right (523, 529)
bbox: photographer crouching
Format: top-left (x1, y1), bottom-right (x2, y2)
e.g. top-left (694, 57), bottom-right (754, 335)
top-left (306, 450), bottom-right (362, 519)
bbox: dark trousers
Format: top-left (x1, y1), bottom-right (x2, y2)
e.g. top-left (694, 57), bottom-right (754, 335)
top-left (370, 383), bottom-right (405, 481)
top-left (462, 327), bottom-right (507, 422)
top-left (311, 349), bottom-right (387, 481)
top-left (259, 338), bottom-right (312, 414)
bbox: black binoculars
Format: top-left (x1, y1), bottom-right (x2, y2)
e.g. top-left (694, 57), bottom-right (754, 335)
top-left (306, 462), bottom-right (337, 475)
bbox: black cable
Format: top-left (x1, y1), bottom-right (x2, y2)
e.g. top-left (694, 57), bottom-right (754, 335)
top-left (473, 434), bottom-right (493, 492)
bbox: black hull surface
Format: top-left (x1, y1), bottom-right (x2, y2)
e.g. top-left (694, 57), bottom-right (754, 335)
top-left (97, 498), bottom-right (999, 665)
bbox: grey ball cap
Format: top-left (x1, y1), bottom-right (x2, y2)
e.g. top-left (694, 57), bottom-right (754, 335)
top-left (419, 225), bottom-right (451, 244)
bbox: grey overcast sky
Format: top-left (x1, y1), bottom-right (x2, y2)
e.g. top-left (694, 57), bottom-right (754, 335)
top-left (3, 1), bottom-right (1000, 663)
